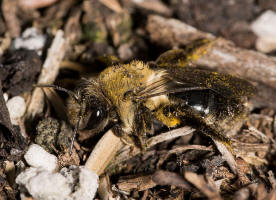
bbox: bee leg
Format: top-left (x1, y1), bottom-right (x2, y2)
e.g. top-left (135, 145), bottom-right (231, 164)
top-left (112, 124), bottom-right (136, 146)
top-left (156, 99), bottom-right (233, 152)
top-left (133, 106), bottom-right (154, 152)
top-left (155, 38), bottom-right (214, 68)
top-left (178, 104), bottom-right (233, 152)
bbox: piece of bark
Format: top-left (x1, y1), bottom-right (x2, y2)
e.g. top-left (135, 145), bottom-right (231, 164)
top-left (152, 170), bottom-right (191, 190)
top-left (146, 15), bottom-right (276, 108)
top-left (117, 174), bottom-right (156, 192)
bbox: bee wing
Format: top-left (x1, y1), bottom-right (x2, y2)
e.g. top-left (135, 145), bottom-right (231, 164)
top-left (166, 67), bottom-right (256, 99)
top-left (135, 67), bottom-right (256, 101)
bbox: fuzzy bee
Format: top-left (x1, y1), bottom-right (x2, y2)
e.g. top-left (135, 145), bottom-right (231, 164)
top-left (39, 40), bottom-right (256, 153)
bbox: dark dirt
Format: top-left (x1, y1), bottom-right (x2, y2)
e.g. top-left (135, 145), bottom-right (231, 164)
top-left (0, 50), bottom-right (41, 96)
top-left (0, 82), bottom-right (26, 162)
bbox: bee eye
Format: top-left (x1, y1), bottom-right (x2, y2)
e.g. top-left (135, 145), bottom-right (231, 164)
top-left (85, 107), bottom-right (106, 130)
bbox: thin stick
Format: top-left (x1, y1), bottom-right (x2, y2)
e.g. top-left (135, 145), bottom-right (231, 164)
top-left (27, 30), bottom-right (66, 117)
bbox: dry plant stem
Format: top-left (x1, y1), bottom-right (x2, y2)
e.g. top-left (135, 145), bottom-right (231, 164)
top-left (85, 129), bottom-right (123, 175)
top-left (147, 126), bottom-right (196, 147)
top-left (147, 15), bottom-right (276, 107)
top-left (160, 144), bottom-right (213, 155)
top-left (27, 30), bottom-right (66, 117)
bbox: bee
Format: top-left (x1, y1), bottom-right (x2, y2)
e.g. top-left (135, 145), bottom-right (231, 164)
top-left (38, 39), bottom-right (256, 153)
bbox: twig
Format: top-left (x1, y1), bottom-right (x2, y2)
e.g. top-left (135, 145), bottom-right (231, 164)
top-left (26, 30), bottom-right (66, 118)
top-left (147, 126), bottom-right (195, 147)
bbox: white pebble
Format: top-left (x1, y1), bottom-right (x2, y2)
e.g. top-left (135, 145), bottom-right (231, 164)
top-left (3, 93), bottom-right (8, 102)
top-left (16, 168), bottom-right (71, 200)
top-left (6, 96), bottom-right (26, 125)
top-left (60, 166), bottom-right (99, 200)
top-left (251, 10), bottom-right (276, 53)
top-left (24, 144), bottom-right (58, 172)
top-left (71, 167), bottom-right (99, 200)
top-left (13, 27), bottom-right (46, 55)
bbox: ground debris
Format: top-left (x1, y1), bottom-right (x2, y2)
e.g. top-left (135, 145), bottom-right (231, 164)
top-left (1, 1), bottom-right (276, 199)
top-left (0, 49), bottom-right (41, 96)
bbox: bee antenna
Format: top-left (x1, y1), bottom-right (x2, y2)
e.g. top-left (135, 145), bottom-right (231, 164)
top-left (34, 84), bottom-right (80, 103)
top-left (70, 110), bottom-right (81, 155)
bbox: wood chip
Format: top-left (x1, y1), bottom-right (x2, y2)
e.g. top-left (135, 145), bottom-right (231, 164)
top-left (117, 174), bottom-right (156, 192)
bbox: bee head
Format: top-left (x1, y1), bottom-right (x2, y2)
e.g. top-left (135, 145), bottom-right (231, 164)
top-left (66, 79), bottom-right (113, 141)
top-left (36, 81), bottom-right (111, 154)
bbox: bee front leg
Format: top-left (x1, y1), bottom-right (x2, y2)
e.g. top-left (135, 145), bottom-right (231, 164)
top-left (133, 106), bottom-right (154, 152)
top-left (112, 124), bottom-right (136, 148)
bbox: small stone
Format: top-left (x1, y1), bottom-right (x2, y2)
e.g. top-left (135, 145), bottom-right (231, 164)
top-left (35, 118), bottom-right (60, 153)
top-left (251, 10), bottom-right (276, 53)
top-left (13, 27), bottom-right (46, 55)
top-left (16, 168), bottom-right (71, 200)
top-left (3, 93), bottom-right (8, 102)
top-left (6, 96), bottom-right (26, 125)
top-left (24, 144), bottom-right (58, 172)
top-left (60, 166), bottom-right (99, 200)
